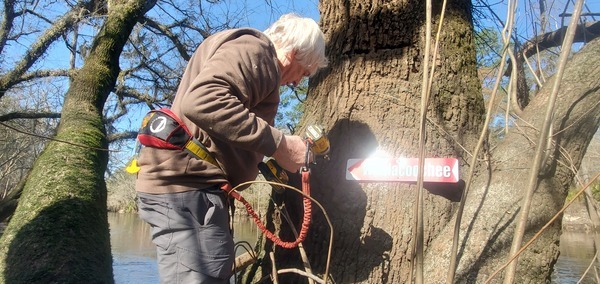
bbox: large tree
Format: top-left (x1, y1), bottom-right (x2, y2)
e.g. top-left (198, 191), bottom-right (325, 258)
top-left (0, 0), bottom-right (156, 281)
top-left (0, 0), bottom-right (308, 281)
top-left (243, 0), bottom-right (600, 283)
top-left (0, 0), bottom-right (322, 281)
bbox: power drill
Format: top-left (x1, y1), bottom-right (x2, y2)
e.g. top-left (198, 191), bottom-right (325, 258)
top-left (304, 124), bottom-right (330, 158)
top-left (258, 125), bottom-right (330, 192)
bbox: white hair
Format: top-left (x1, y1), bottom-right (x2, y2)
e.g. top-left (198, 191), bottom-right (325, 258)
top-left (264, 13), bottom-right (328, 75)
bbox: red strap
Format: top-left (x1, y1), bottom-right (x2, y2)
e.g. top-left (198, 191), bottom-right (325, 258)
top-left (157, 108), bottom-right (189, 133)
top-left (222, 170), bottom-right (312, 249)
top-left (137, 108), bottom-right (192, 150)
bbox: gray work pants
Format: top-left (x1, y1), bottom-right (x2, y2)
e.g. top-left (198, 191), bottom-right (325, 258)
top-left (137, 188), bottom-right (234, 284)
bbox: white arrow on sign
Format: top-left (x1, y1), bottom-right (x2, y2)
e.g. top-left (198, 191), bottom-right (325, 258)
top-left (346, 158), bottom-right (459, 183)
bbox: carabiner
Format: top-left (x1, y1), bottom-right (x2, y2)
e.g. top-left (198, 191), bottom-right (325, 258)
top-left (304, 140), bottom-right (314, 170)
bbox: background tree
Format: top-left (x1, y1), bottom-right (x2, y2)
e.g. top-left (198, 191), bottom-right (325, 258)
top-left (243, 0), bottom-right (600, 283)
top-left (0, 0), bottom-right (252, 185)
top-left (0, 92), bottom-right (59, 221)
top-left (0, 0), bottom-right (255, 281)
top-left (0, 0), bottom-right (318, 281)
top-left (0, 0), bottom-right (157, 281)
top-left (0, 0), bottom-right (597, 282)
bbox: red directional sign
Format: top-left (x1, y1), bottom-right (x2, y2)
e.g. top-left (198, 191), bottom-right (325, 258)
top-left (346, 158), bottom-right (459, 183)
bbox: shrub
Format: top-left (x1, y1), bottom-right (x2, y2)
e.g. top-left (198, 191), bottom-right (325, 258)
top-left (106, 171), bottom-right (138, 213)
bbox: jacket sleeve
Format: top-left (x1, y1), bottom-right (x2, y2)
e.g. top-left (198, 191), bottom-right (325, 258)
top-left (179, 32), bottom-right (283, 157)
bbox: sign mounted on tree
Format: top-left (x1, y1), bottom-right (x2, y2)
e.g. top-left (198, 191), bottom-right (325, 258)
top-left (346, 158), bottom-right (459, 183)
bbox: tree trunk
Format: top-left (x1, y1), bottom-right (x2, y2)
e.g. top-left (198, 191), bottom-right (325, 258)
top-left (242, 0), bottom-right (600, 283)
top-left (243, 0), bottom-right (484, 283)
top-left (0, 0), bottom-right (155, 282)
top-left (424, 37), bottom-right (600, 283)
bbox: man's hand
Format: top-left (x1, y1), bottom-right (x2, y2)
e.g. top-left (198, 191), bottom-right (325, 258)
top-left (271, 135), bottom-right (308, 173)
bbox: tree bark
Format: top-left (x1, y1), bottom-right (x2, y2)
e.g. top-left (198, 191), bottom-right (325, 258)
top-left (242, 1), bottom-right (600, 283)
top-left (0, 0), bottom-right (155, 282)
top-left (243, 0), bottom-right (484, 283)
top-left (425, 36), bottom-right (600, 283)
top-left (0, 1), bottom-right (94, 99)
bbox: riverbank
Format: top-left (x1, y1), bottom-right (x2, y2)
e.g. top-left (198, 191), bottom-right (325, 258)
top-left (105, 212), bottom-right (600, 284)
top-left (107, 170), bottom-right (599, 232)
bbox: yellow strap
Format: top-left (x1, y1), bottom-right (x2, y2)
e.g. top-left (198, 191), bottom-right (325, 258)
top-left (184, 139), bottom-right (220, 168)
top-left (125, 159), bottom-right (141, 174)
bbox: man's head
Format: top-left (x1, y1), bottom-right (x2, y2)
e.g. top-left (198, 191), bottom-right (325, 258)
top-left (264, 13), bottom-right (328, 86)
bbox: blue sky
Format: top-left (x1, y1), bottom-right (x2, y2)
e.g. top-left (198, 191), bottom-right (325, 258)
top-left (89, 0), bottom-right (600, 170)
top-left (240, 0), bottom-right (320, 29)
top-left (112, 0), bottom-right (323, 171)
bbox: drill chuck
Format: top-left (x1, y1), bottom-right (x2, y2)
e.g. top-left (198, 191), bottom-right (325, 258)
top-left (305, 125), bottom-right (330, 156)
top-left (257, 124), bottom-right (330, 193)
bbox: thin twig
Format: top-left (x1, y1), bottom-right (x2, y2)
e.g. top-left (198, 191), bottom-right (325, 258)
top-left (448, 0), bottom-right (518, 281)
top-left (270, 251), bottom-right (278, 284)
top-left (280, 207), bottom-right (315, 284)
top-left (577, 234), bottom-right (600, 283)
top-left (411, 0), bottom-right (433, 282)
top-left (503, 0), bottom-right (585, 282)
top-left (232, 180), bottom-right (335, 284)
top-left (277, 268), bottom-right (326, 283)
top-left (0, 121), bottom-right (116, 152)
top-left (523, 52), bottom-right (544, 88)
top-left (484, 172), bottom-right (600, 283)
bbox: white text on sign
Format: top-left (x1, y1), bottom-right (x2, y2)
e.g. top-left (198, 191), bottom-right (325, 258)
top-left (346, 158), bottom-right (459, 183)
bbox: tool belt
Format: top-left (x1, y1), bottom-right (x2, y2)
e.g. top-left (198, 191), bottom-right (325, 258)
top-left (137, 109), bottom-right (314, 250)
top-left (137, 108), bottom-right (219, 167)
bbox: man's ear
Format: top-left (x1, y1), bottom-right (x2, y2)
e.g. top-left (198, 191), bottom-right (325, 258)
top-left (288, 49), bottom-right (297, 62)
top-left (276, 48), bottom-right (293, 67)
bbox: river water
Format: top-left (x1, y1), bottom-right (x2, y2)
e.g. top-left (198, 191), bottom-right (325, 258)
top-left (109, 212), bottom-right (259, 284)
top-left (109, 212), bottom-right (600, 283)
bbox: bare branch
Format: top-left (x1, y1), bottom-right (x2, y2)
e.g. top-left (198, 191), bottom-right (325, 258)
top-left (24, 8), bottom-right (55, 26)
top-left (521, 21), bottom-right (600, 59)
top-left (505, 21), bottom-right (600, 76)
top-left (559, 13), bottom-right (600, 17)
top-left (0, 0), bottom-right (17, 55)
top-left (108, 131), bottom-right (138, 143)
top-left (180, 21), bottom-right (212, 39)
top-left (17, 69), bottom-right (72, 84)
top-left (141, 17), bottom-right (193, 61)
top-left (0, 0), bottom-right (94, 99)
top-left (114, 85), bottom-right (162, 107)
top-left (0, 170), bottom-right (26, 223)
top-left (0, 111), bottom-right (61, 122)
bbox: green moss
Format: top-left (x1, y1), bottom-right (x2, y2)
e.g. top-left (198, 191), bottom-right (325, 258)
top-left (591, 181), bottom-right (600, 202)
top-left (0, 111), bottom-right (112, 283)
top-left (566, 188), bottom-right (580, 202)
top-left (565, 181), bottom-right (600, 203)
